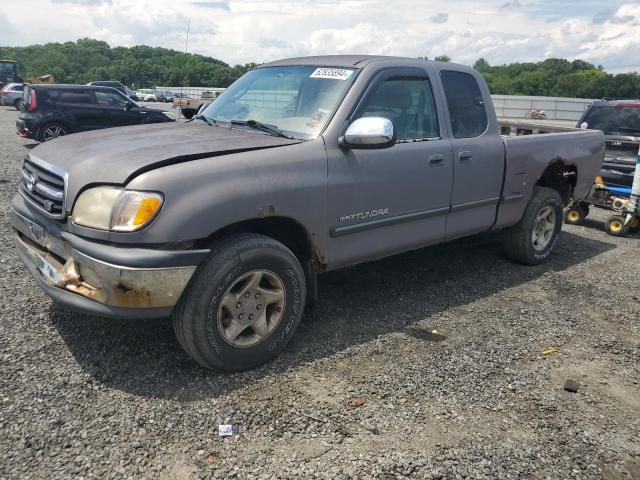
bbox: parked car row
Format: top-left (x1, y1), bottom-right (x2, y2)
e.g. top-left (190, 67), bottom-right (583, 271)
top-left (6, 79), bottom-right (219, 143)
top-left (85, 81), bottom-right (179, 104)
top-left (135, 88), bottom-right (176, 103)
top-left (15, 84), bottom-right (175, 142)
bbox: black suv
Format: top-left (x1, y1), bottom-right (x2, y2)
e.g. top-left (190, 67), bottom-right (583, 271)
top-left (16, 84), bottom-right (174, 142)
top-left (577, 99), bottom-right (640, 187)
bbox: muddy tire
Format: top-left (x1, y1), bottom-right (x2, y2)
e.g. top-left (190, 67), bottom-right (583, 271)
top-left (503, 187), bottom-right (563, 265)
top-left (172, 233), bottom-right (306, 371)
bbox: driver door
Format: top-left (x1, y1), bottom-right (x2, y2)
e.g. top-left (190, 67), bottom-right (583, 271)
top-left (94, 89), bottom-right (141, 127)
top-left (326, 68), bottom-right (454, 268)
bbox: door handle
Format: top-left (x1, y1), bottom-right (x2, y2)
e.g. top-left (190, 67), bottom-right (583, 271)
top-left (459, 151), bottom-right (473, 162)
top-left (429, 153), bottom-right (445, 166)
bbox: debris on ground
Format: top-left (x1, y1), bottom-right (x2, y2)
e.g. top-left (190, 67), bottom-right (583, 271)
top-left (206, 453), bottom-right (218, 463)
top-left (542, 347), bottom-right (558, 356)
top-left (564, 379), bottom-right (580, 393)
top-left (345, 399), bottom-right (366, 410)
top-left (218, 425), bottom-right (233, 436)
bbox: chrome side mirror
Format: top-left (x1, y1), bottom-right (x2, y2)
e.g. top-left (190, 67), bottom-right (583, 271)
top-left (340, 117), bottom-right (396, 149)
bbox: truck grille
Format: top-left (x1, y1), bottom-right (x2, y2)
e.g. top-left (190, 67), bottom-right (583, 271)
top-left (19, 156), bottom-right (67, 219)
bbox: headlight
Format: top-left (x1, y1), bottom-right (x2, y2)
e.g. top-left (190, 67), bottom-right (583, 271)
top-left (72, 187), bottom-right (163, 231)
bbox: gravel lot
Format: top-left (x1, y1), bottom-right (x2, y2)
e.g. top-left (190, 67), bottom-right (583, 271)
top-left (0, 105), bottom-right (639, 480)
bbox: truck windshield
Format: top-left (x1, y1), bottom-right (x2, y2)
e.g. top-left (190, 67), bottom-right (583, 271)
top-left (0, 61), bottom-right (20, 82)
top-left (582, 105), bottom-right (640, 136)
top-left (200, 66), bottom-right (357, 139)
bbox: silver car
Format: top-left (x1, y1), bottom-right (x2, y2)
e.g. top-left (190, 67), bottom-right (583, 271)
top-left (1, 83), bottom-right (24, 110)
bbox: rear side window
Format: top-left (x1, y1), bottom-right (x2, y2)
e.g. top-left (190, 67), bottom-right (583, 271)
top-left (51, 90), bottom-right (95, 105)
top-left (441, 71), bottom-right (488, 138)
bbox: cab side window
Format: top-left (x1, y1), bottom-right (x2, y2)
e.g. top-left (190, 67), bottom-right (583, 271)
top-left (356, 78), bottom-right (439, 140)
top-left (95, 90), bottom-right (128, 106)
top-left (441, 71), bottom-right (488, 138)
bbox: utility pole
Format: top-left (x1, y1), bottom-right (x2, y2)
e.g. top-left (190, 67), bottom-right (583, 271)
top-left (183, 19), bottom-right (191, 88)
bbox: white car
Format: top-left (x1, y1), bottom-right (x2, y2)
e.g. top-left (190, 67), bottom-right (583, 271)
top-left (136, 89), bottom-right (158, 102)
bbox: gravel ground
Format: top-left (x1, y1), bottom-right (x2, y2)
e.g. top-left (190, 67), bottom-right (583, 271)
top-left (0, 105), bottom-right (639, 480)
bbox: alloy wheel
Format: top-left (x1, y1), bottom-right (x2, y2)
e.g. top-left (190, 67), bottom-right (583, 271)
top-left (217, 269), bottom-right (286, 348)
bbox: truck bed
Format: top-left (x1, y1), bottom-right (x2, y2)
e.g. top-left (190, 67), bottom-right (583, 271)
top-left (495, 122), bottom-right (605, 228)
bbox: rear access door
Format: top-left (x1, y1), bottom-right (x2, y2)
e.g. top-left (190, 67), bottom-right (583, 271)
top-left (439, 69), bottom-right (505, 239)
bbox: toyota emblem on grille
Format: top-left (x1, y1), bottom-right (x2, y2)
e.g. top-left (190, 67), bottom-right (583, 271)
top-left (25, 172), bottom-right (36, 191)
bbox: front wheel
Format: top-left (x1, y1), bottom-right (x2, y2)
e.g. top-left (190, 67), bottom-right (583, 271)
top-left (503, 187), bottom-right (563, 265)
top-left (13, 98), bottom-right (23, 111)
top-left (181, 108), bottom-right (196, 119)
top-left (172, 234), bottom-right (306, 371)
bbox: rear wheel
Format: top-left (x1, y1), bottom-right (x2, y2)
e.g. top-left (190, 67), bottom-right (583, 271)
top-left (503, 187), bottom-right (563, 265)
top-left (172, 233), bottom-right (306, 371)
top-left (13, 98), bottom-right (23, 111)
top-left (629, 216), bottom-right (640, 234)
top-left (38, 123), bottom-right (68, 142)
top-left (181, 108), bottom-right (196, 119)
top-left (605, 216), bottom-right (629, 237)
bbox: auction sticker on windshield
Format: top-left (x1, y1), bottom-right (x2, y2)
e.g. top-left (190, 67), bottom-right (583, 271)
top-left (310, 68), bottom-right (354, 80)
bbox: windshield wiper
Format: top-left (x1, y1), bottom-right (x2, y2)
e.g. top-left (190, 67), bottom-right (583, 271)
top-left (230, 119), bottom-right (293, 139)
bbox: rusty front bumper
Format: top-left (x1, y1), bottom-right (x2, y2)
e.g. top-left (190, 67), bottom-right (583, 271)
top-left (11, 206), bottom-right (205, 319)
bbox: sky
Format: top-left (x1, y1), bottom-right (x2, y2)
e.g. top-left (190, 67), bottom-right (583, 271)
top-left (1, 0), bottom-right (640, 72)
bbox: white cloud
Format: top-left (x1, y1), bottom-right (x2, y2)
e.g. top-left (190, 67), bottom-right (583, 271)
top-left (1, 0), bottom-right (639, 72)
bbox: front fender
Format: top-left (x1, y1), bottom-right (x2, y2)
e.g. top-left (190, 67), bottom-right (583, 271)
top-left (111, 139), bottom-right (329, 248)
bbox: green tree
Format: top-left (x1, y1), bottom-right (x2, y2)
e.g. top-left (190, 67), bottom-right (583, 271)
top-left (0, 38), bottom-right (246, 88)
top-left (470, 56), bottom-right (638, 98)
top-left (434, 55), bottom-right (451, 62)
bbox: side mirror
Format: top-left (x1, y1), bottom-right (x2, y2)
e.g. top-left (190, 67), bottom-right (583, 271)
top-left (339, 117), bottom-right (396, 149)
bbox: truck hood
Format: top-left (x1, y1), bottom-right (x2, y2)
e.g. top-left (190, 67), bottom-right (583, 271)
top-left (29, 122), bottom-right (302, 202)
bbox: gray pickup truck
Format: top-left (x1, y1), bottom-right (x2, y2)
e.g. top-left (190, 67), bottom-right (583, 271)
top-left (11, 55), bottom-right (604, 371)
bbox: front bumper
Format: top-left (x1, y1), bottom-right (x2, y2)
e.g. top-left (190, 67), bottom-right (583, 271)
top-left (10, 199), bottom-right (210, 319)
